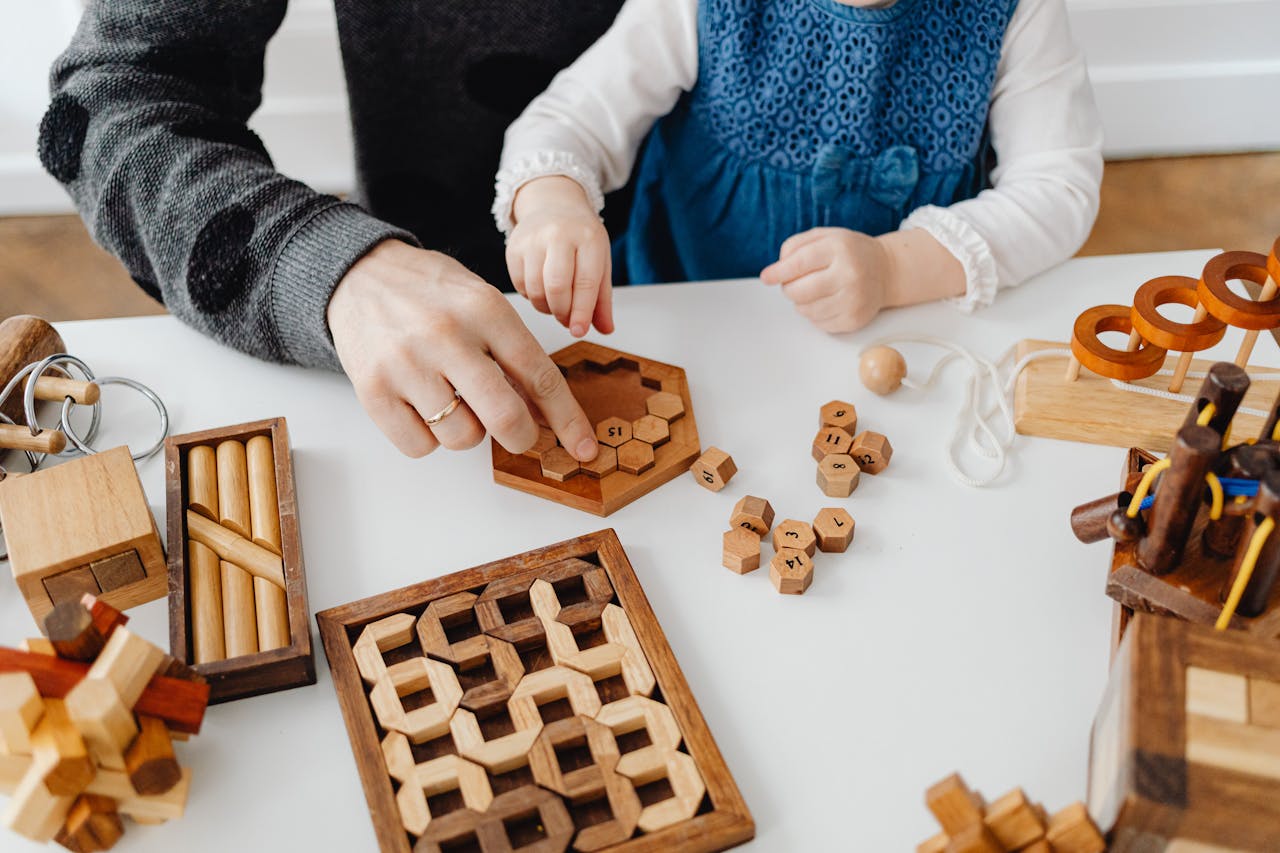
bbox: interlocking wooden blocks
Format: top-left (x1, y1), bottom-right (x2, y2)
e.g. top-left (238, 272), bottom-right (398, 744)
top-left (813, 509), bottom-right (855, 553)
top-left (316, 530), bottom-right (754, 853)
top-left (729, 496), bottom-right (774, 537)
top-left (0, 596), bottom-right (209, 851)
top-left (0, 446), bottom-right (166, 624)
top-left (690, 447), bottom-right (737, 492)
top-left (817, 454), bottom-right (859, 498)
top-left (1089, 612), bottom-right (1280, 851)
top-left (769, 549), bottom-right (813, 595)
top-left (721, 528), bottom-right (761, 574)
top-left (851, 430), bottom-right (893, 474)
top-left (920, 772), bottom-right (1103, 853)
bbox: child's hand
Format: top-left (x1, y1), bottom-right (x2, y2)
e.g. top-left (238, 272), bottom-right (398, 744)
top-left (507, 176), bottom-right (614, 338)
top-left (759, 227), bottom-right (894, 333)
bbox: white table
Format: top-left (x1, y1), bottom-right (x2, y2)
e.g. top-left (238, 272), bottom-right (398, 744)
top-left (1, 249), bottom-right (1252, 851)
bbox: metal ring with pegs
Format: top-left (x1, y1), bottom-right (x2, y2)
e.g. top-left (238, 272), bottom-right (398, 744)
top-left (60, 376), bottom-right (169, 462)
top-left (17, 354), bottom-right (103, 463)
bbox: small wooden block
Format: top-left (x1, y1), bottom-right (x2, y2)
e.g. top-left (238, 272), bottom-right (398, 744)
top-left (523, 427), bottom-right (557, 459)
top-left (581, 445), bottom-right (618, 478)
top-left (984, 788), bottom-right (1045, 849)
top-left (944, 822), bottom-right (1002, 853)
top-left (0, 672), bottom-right (43, 754)
top-left (632, 415), bottom-right (670, 447)
top-left (2, 759), bottom-right (74, 842)
top-left (691, 447), bottom-right (737, 492)
top-left (772, 520), bottom-right (817, 557)
top-left (64, 678), bottom-right (137, 772)
top-left (55, 794), bottom-right (122, 853)
top-left (19, 639), bottom-right (57, 656)
top-left (1044, 802), bottom-right (1105, 853)
top-left (368, 657), bottom-right (462, 744)
top-left (474, 575), bottom-right (545, 651)
top-left (539, 447), bottom-right (581, 483)
top-left (770, 549), bottom-right (813, 595)
top-left (817, 454), bottom-right (860, 498)
top-left (813, 508), bottom-right (855, 553)
top-left (917, 832), bottom-right (948, 853)
top-left (645, 391), bottom-right (685, 422)
top-left (353, 613), bottom-right (417, 684)
top-left (927, 773), bottom-right (985, 834)
top-left (88, 551), bottom-right (144, 593)
top-left (601, 604), bottom-right (656, 697)
top-left (812, 426), bottom-right (854, 463)
top-left (87, 626), bottom-right (166, 708)
top-left (449, 708), bottom-right (541, 774)
top-left (28, 699), bottom-right (93, 797)
top-left (730, 495), bottom-right (774, 537)
top-left (851, 430), bottom-right (893, 474)
top-left (508, 665), bottom-right (602, 731)
top-left (113, 767), bottom-right (191, 824)
top-left (630, 749), bottom-right (704, 834)
top-left (42, 568), bottom-right (101, 607)
top-left (820, 400), bottom-right (858, 433)
top-left (595, 418), bottom-right (632, 448)
top-left (125, 716), bottom-right (181, 796)
top-left (722, 528), bottom-right (762, 574)
top-left (617, 439), bottom-right (655, 475)
top-left (459, 637), bottom-right (524, 716)
top-left (1250, 677), bottom-right (1280, 728)
top-left (416, 592), bottom-right (487, 669)
top-left (1186, 666), bottom-right (1248, 723)
top-left (528, 715), bottom-right (617, 803)
top-left (43, 602), bottom-right (105, 663)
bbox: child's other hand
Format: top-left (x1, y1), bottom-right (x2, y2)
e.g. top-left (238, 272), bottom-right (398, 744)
top-left (759, 227), bottom-right (894, 333)
top-left (507, 176), bottom-right (614, 338)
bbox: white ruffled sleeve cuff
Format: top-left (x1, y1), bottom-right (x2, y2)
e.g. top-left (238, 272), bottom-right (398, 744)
top-left (901, 205), bottom-right (1000, 313)
top-left (492, 151), bottom-right (606, 236)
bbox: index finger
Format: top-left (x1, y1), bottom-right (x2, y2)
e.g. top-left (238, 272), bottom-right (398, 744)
top-left (486, 317), bottom-right (598, 462)
top-left (760, 241), bottom-right (831, 285)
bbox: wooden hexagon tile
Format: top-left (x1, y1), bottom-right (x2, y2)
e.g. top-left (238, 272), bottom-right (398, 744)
top-left (491, 342), bottom-right (701, 516)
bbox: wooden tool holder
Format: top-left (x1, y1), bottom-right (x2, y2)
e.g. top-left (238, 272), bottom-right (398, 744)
top-left (316, 529), bottom-right (753, 853)
top-left (165, 418), bottom-right (315, 703)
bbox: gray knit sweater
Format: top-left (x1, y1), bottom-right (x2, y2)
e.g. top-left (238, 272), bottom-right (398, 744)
top-left (41, 0), bottom-right (624, 370)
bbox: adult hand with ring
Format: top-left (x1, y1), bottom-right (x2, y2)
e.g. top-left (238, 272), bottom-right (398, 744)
top-left (327, 240), bottom-right (600, 462)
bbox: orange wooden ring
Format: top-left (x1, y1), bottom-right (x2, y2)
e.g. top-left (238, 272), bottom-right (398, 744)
top-left (1071, 304), bottom-right (1167, 381)
top-left (1130, 275), bottom-right (1226, 352)
top-left (1196, 250), bottom-right (1280, 330)
top-left (1269, 235), bottom-right (1280, 284)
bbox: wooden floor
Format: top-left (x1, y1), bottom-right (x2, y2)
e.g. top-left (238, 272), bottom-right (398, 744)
top-left (3, 152), bottom-right (1279, 323)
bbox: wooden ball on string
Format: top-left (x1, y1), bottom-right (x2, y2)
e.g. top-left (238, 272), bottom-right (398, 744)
top-left (859, 346), bottom-right (907, 396)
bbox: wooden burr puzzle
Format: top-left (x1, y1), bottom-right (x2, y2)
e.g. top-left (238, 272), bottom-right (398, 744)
top-left (490, 342), bottom-right (700, 517)
top-left (0, 595), bottom-right (210, 850)
top-left (1016, 237), bottom-right (1280, 451)
top-left (316, 530), bottom-right (753, 853)
top-left (165, 417), bottom-right (315, 703)
top-left (918, 772), bottom-right (1104, 853)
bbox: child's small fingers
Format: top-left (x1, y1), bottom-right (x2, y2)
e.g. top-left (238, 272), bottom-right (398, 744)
top-left (524, 255), bottom-right (550, 315)
top-left (778, 269), bottom-right (836, 306)
top-left (506, 251), bottom-right (527, 298)
top-left (568, 240), bottom-right (608, 338)
top-left (593, 258), bottom-right (615, 335)
top-left (778, 228), bottom-right (832, 259)
top-left (543, 245), bottom-right (576, 327)
top-left (761, 242), bottom-right (831, 285)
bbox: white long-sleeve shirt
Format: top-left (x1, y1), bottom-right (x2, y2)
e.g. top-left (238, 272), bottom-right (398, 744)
top-left (493, 0), bottom-right (1104, 310)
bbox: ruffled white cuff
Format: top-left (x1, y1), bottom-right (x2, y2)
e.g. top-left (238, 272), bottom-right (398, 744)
top-left (492, 151), bottom-right (606, 236)
top-left (901, 205), bottom-right (999, 313)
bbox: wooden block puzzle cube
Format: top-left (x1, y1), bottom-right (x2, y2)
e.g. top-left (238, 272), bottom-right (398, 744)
top-left (0, 447), bottom-right (166, 624)
top-left (920, 772), bottom-right (1104, 853)
top-left (1089, 612), bottom-right (1280, 851)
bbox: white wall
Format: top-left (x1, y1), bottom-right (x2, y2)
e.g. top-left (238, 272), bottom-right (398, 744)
top-left (0, 0), bottom-right (1277, 216)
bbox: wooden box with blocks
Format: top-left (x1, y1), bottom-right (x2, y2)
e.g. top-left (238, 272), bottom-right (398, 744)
top-left (491, 342), bottom-right (700, 517)
top-left (164, 418), bottom-right (315, 704)
top-left (1088, 612), bottom-right (1280, 851)
top-left (316, 529), bottom-right (753, 853)
top-left (0, 446), bottom-right (167, 624)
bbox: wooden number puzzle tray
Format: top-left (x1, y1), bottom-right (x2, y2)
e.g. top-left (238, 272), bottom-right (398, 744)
top-left (316, 530), bottom-right (754, 853)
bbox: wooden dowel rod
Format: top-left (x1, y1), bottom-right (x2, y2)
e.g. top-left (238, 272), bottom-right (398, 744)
top-left (0, 424), bottom-right (65, 454)
top-left (28, 376), bottom-right (99, 406)
top-left (1235, 274), bottom-right (1279, 368)
top-left (246, 435), bottom-right (288, 651)
top-left (187, 445), bottom-right (218, 521)
top-left (1168, 303), bottom-right (1209, 393)
top-left (253, 578), bottom-right (289, 652)
top-left (185, 511), bottom-right (284, 588)
top-left (220, 560), bottom-right (258, 659)
top-left (1064, 356), bottom-right (1081, 382)
top-left (188, 541), bottom-right (225, 665)
top-left (215, 440), bottom-right (251, 538)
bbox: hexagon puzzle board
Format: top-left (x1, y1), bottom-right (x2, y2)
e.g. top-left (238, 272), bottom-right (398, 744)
top-left (316, 529), bottom-right (754, 853)
top-left (491, 342), bottom-right (700, 517)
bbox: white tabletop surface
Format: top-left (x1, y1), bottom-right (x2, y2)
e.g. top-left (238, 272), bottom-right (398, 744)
top-left (1, 249), bottom-right (1258, 852)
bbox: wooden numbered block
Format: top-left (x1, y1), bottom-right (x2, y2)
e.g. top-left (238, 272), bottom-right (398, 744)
top-left (851, 430), bottom-right (893, 474)
top-left (523, 427), bottom-right (557, 460)
top-left (368, 657), bottom-right (462, 744)
top-left (597, 696), bottom-right (682, 780)
top-left (508, 666), bottom-right (602, 731)
top-left (632, 415), bottom-right (670, 448)
top-left (772, 520), bottom-right (817, 558)
top-left (595, 418), bottom-right (632, 448)
top-left (817, 454), bottom-right (860, 498)
top-left (528, 715), bottom-right (621, 802)
top-left (770, 549), bottom-right (813, 595)
top-left (690, 447), bottom-right (737, 492)
top-left (984, 788), bottom-right (1046, 849)
top-left (616, 440), bottom-right (655, 476)
top-left (1045, 802), bottom-right (1104, 853)
top-left (813, 508), bottom-right (855, 554)
top-left (353, 613), bottom-right (417, 684)
top-left (811, 426), bottom-right (854, 463)
top-left (0, 672), bottom-right (43, 754)
top-left (730, 495), bottom-right (774, 537)
top-left (614, 746), bottom-right (705, 834)
top-left (580, 445), bottom-right (618, 478)
top-left (819, 400), bottom-right (858, 433)
top-left (416, 592), bottom-right (488, 670)
top-left (475, 574), bottom-right (546, 652)
top-left (449, 708), bottom-right (541, 774)
top-left (540, 447), bottom-right (581, 483)
top-left (645, 391), bottom-right (685, 422)
top-left (722, 528), bottom-right (761, 574)
top-left (394, 754), bottom-right (492, 836)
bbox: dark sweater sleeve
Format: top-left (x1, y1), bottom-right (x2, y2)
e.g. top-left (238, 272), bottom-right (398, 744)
top-left (41, 0), bottom-right (418, 370)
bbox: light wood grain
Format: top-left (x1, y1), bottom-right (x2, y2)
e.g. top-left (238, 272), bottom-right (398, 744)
top-left (186, 511), bottom-right (284, 589)
top-left (1186, 667), bottom-right (1248, 723)
top-left (186, 446), bottom-right (218, 521)
top-left (247, 435), bottom-right (289, 651)
top-left (220, 560), bottom-right (258, 659)
top-left (188, 541), bottom-right (225, 665)
top-left (215, 440), bottom-right (251, 539)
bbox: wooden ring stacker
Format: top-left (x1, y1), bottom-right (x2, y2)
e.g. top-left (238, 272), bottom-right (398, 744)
top-left (1070, 304), bottom-right (1167, 381)
top-left (1196, 250), bottom-right (1280, 331)
top-left (1131, 276), bottom-right (1226, 352)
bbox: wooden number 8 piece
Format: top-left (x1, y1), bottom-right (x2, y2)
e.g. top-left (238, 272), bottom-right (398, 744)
top-left (1069, 237), bottom-right (1280, 394)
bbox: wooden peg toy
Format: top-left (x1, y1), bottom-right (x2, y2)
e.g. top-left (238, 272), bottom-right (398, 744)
top-left (690, 447), bottom-right (737, 492)
top-left (813, 508), bottom-right (854, 553)
top-left (851, 430), bottom-right (893, 474)
top-left (730, 496), bottom-right (774, 537)
top-left (722, 528), bottom-right (761, 574)
top-left (817, 454), bottom-right (859, 498)
top-left (770, 549), bottom-right (813, 595)
top-left (819, 400), bottom-right (858, 433)
top-left (772, 520), bottom-right (816, 557)
top-left (860, 347), bottom-right (907, 396)
top-left (1135, 424), bottom-right (1219, 576)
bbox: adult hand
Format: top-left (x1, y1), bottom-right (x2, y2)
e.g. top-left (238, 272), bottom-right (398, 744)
top-left (327, 239), bottom-right (599, 461)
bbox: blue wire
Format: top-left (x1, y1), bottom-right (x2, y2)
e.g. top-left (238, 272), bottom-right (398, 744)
top-left (1137, 476), bottom-right (1258, 511)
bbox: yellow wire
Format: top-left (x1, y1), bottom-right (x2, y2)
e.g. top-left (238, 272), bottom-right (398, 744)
top-left (1205, 473), bottom-right (1224, 521)
top-left (1218, 517), bottom-right (1276, 630)
top-left (1126, 458), bottom-right (1171, 519)
top-left (1222, 421), bottom-right (1233, 450)
top-left (1273, 417), bottom-right (1280, 441)
top-left (1196, 402), bottom-right (1217, 427)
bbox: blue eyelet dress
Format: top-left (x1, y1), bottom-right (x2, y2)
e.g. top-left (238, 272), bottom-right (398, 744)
top-left (620, 0), bottom-right (1020, 285)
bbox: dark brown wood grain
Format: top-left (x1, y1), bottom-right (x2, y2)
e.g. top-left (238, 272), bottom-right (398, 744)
top-left (165, 417), bottom-right (315, 703)
top-left (316, 529), bottom-right (754, 853)
top-left (1136, 425), bottom-right (1221, 575)
top-left (1181, 363), bottom-right (1250, 436)
top-left (0, 314), bottom-right (64, 425)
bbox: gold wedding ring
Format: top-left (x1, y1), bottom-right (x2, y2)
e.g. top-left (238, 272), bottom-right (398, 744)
top-left (424, 394), bottom-right (463, 426)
